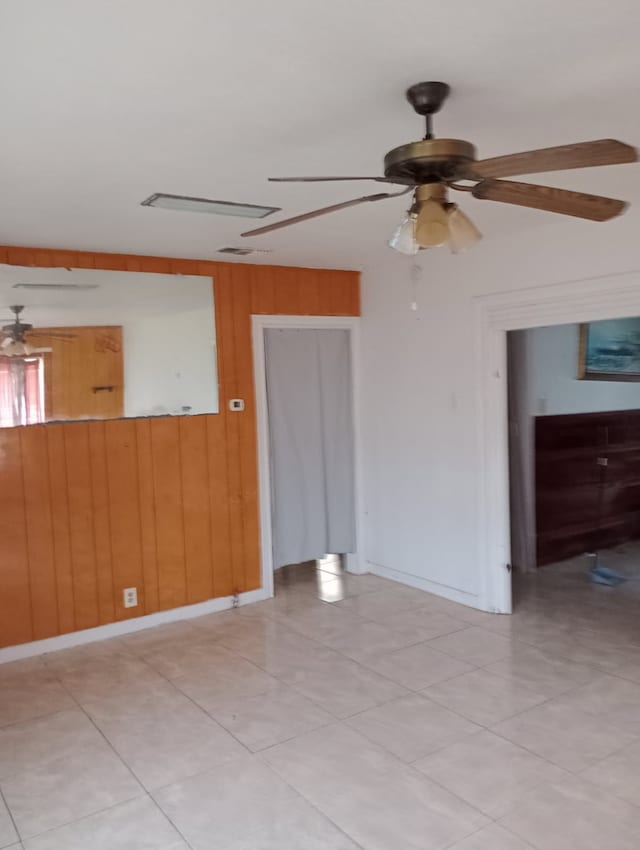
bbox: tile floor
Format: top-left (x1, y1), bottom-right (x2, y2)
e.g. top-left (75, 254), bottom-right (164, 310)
top-left (2, 549), bottom-right (640, 848)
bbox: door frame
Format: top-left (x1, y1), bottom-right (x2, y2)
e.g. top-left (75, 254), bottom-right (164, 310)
top-left (252, 314), bottom-right (364, 599)
top-left (475, 270), bottom-right (640, 614)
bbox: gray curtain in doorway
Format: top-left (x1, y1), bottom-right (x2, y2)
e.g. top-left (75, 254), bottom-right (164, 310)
top-left (507, 330), bottom-right (537, 572)
top-left (264, 328), bottom-right (356, 569)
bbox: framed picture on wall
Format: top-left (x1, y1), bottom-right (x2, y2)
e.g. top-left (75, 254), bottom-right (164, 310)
top-left (578, 317), bottom-right (640, 382)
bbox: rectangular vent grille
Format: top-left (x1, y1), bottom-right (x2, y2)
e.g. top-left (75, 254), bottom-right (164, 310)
top-left (217, 247), bottom-right (272, 256)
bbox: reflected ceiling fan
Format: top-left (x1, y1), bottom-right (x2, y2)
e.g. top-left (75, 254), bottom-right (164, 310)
top-left (0, 305), bottom-right (76, 357)
top-left (241, 82), bottom-right (637, 254)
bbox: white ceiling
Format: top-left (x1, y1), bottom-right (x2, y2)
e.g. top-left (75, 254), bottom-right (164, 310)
top-left (0, 1), bottom-right (638, 271)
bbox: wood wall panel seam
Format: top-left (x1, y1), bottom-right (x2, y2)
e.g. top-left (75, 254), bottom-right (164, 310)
top-left (17, 430), bottom-right (35, 643)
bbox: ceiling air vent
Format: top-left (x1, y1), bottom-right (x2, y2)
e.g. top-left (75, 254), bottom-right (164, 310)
top-left (217, 247), bottom-right (272, 256)
top-left (141, 193), bottom-right (280, 219)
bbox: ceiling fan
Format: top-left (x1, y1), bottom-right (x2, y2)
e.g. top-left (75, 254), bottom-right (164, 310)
top-left (0, 305), bottom-right (75, 357)
top-left (241, 81), bottom-right (637, 254)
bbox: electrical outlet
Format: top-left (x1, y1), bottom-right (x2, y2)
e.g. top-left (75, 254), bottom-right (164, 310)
top-left (123, 587), bottom-right (138, 608)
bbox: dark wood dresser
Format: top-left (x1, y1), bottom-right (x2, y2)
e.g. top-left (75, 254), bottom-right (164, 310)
top-left (535, 409), bottom-right (640, 565)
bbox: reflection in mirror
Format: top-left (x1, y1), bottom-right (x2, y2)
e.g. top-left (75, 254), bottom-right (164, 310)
top-left (0, 266), bottom-right (218, 427)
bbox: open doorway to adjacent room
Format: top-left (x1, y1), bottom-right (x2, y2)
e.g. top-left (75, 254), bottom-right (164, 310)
top-left (507, 316), bottom-right (640, 624)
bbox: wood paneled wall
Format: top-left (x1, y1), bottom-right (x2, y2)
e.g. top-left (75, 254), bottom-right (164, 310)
top-left (0, 245), bottom-right (359, 648)
top-left (39, 325), bottom-right (124, 421)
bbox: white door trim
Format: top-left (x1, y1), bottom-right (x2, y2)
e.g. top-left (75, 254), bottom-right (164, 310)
top-left (475, 269), bottom-right (640, 614)
top-left (251, 314), bottom-right (364, 600)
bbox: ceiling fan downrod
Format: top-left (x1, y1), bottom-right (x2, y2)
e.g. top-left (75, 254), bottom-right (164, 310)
top-left (405, 81), bottom-right (451, 140)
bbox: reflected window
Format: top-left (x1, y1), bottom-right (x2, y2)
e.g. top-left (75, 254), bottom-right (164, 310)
top-left (0, 356), bottom-right (45, 427)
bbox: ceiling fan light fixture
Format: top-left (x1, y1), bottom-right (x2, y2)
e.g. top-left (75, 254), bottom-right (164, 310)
top-left (412, 184), bottom-right (449, 248)
top-left (415, 199), bottom-right (449, 248)
top-left (388, 213), bottom-right (419, 255)
top-left (447, 205), bottom-right (482, 254)
top-left (1, 339), bottom-right (33, 357)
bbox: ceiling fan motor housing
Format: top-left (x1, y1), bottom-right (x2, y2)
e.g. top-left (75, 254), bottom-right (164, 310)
top-left (384, 139), bottom-right (476, 184)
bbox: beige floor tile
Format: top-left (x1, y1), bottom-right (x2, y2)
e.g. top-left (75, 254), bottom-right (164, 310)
top-left (192, 606), bottom-right (273, 632)
top-left (267, 604), bottom-right (366, 644)
top-left (42, 639), bottom-right (130, 670)
top-left (226, 630), bottom-right (342, 681)
top-left (0, 795), bottom-right (18, 848)
top-left (493, 698), bottom-right (638, 772)
top-left (119, 620), bottom-right (205, 655)
top-left (334, 586), bottom-right (434, 619)
top-left (346, 693), bottom-right (480, 762)
top-left (428, 627), bottom-right (515, 666)
top-left (371, 607), bottom-right (469, 643)
top-left (44, 651), bottom-right (165, 704)
top-left (581, 737), bottom-right (640, 805)
top-left (213, 617), bottom-right (300, 655)
top-left (205, 682), bottom-right (334, 751)
top-left (154, 756), bottom-right (359, 850)
top-left (415, 729), bottom-right (567, 817)
top-left (500, 774), bottom-right (640, 850)
top-left (362, 641), bottom-right (475, 690)
top-left (286, 655), bottom-right (407, 718)
top-left (2, 743), bottom-right (142, 839)
top-left (404, 593), bottom-right (501, 625)
top-left (447, 823), bottom-right (537, 850)
top-left (424, 669), bottom-right (547, 726)
top-left (535, 628), bottom-right (640, 675)
top-left (172, 658), bottom-right (279, 710)
top-left (554, 674), bottom-right (640, 736)
top-left (262, 723), bottom-right (488, 850)
top-left (0, 709), bottom-right (104, 781)
top-left (84, 681), bottom-right (246, 789)
top-left (21, 797), bottom-right (186, 849)
top-left (140, 637), bottom-right (238, 680)
top-left (485, 644), bottom-right (599, 697)
top-left (338, 572), bottom-right (396, 597)
top-left (0, 660), bottom-right (74, 728)
top-left (323, 619), bottom-right (423, 661)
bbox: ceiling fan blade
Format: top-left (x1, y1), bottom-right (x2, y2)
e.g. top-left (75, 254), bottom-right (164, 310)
top-left (473, 139), bottom-right (637, 179)
top-left (241, 189), bottom-right (411, 237)
top-left (472, 179), bottom-right (626, 221)
top-left (269, 176), bottom-right (412, 185)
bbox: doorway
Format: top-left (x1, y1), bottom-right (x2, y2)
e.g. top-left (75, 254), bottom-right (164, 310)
top-left (476, 270), bottom-right (640, 614)
top-left (252, 315), bottom-right (362, 600)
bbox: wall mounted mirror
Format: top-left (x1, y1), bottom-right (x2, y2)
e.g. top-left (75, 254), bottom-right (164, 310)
top-left (0, 265), bottom-right (218, 427)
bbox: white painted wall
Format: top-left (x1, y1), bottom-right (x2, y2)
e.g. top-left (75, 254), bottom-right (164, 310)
top-left (359, 203), bottom-right (640, 602)
top-left (123, 309), bottom-right (218, 417)
top-left (522, 323), bottom-right (640, 416)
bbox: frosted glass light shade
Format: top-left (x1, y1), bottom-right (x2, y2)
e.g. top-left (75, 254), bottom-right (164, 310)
top-left (389, 213), bottom-right (419, 255)
top-left (0, 339), bottom-right (33, 356)
top-left (415, 200), bottom-right (449, 248)
top-left (448, 206), bottom-right (482, 254)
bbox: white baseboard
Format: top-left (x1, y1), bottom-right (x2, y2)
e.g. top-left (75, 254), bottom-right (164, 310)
top-left (366, 561), bottom-right (485, 610)
top-left (0, 587), bottom-right (271, 665)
